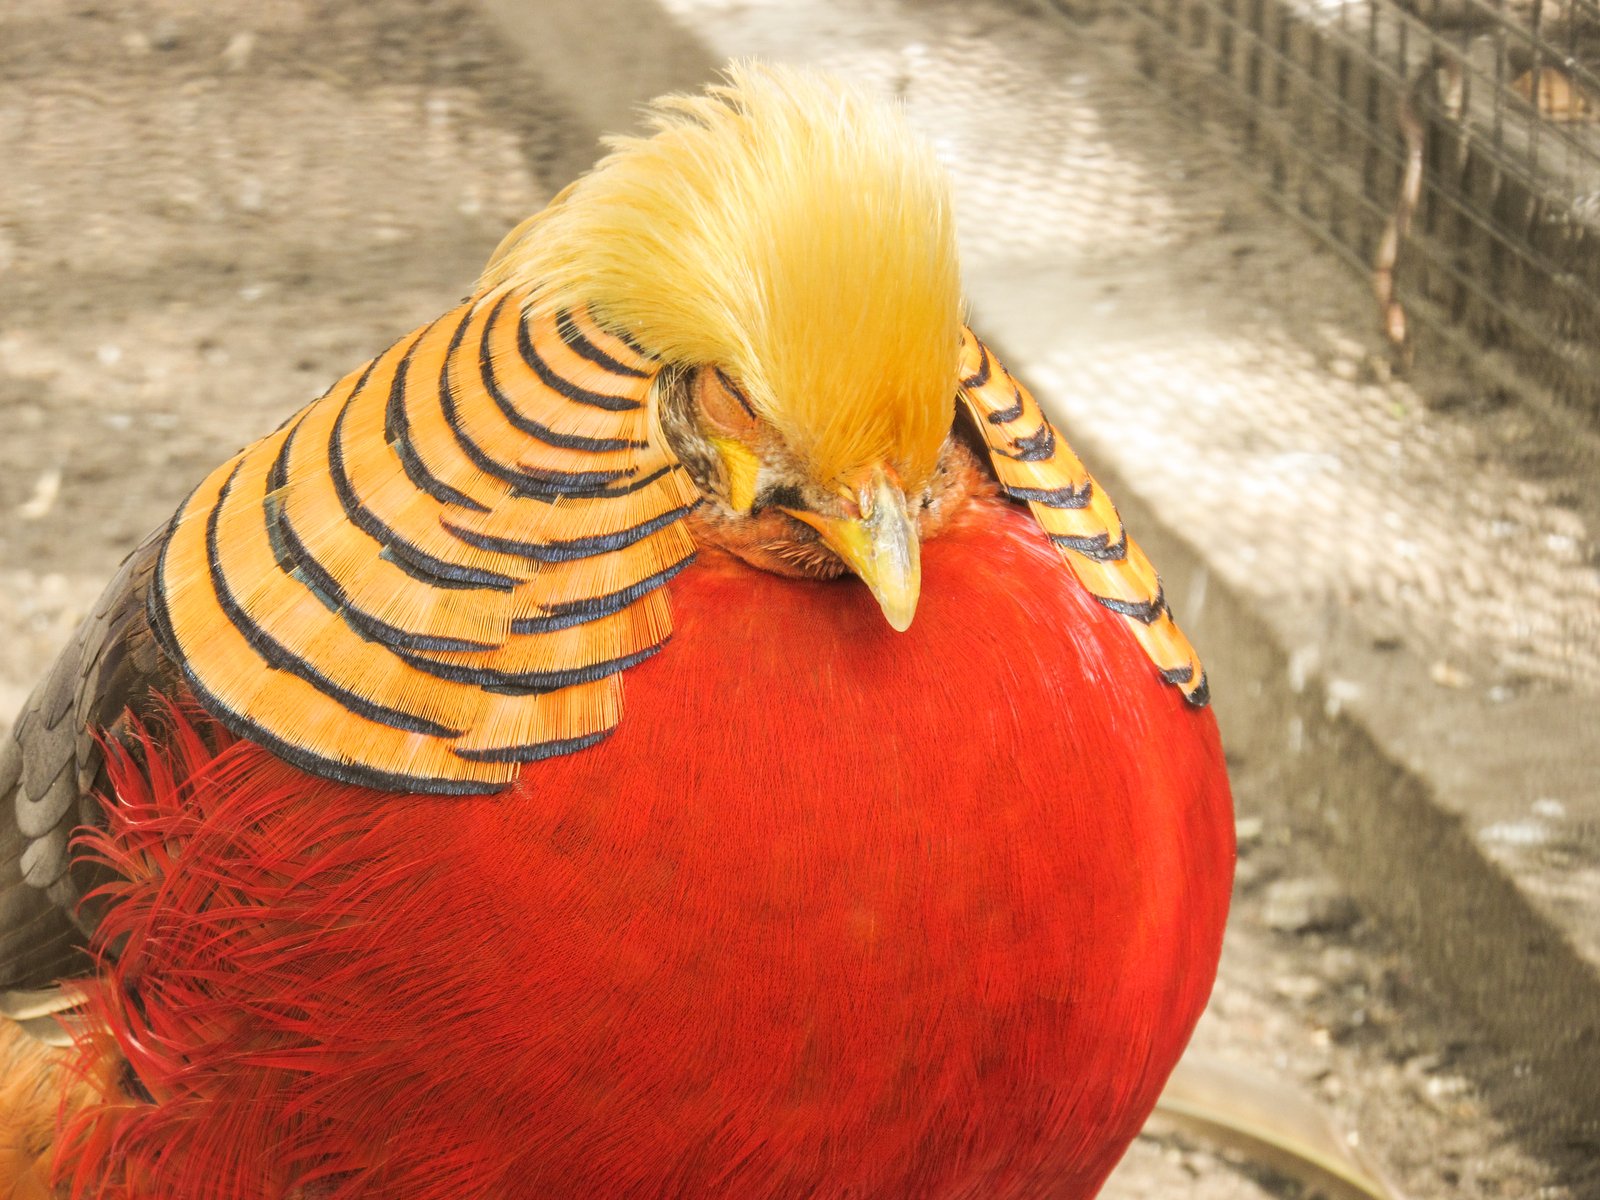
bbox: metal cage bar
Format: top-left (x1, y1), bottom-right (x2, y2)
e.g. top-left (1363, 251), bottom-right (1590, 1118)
top-left (1084, 0), bottom-right (1600, 426)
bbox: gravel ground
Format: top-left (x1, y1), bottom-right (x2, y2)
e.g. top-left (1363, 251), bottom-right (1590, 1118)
top-left (0, 1), bottom-right (1581, 1196)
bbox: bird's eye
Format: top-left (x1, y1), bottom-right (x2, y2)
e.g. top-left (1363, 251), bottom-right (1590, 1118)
top-left (696, 368), bottom-right (761, 437)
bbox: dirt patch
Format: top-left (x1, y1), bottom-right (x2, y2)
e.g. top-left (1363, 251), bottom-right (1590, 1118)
top-left (0, 0), bottom-right (577, 712)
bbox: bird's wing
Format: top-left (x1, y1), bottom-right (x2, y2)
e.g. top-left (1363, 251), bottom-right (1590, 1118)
top-left (150, 283), bottom-right (700, 795)
top-left (1, 283), bottom-right (703, 1001)
top-left (956, 328), bottom-right (1208, 706)
top-left (0, 529), bottom-right (167, 995)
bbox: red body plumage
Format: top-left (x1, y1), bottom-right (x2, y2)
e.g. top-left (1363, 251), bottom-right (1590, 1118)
top-left (63, 496), bottom-right (1232, 1200)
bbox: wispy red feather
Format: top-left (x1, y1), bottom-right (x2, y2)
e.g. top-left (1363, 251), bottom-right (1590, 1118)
top-left (51, 501), bottom-right (1231, 1200)
top-left (59, 709), bottom-right (499, 1200)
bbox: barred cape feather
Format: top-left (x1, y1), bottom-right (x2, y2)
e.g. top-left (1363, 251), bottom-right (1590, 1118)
top-left (956, 331), bottom-right (1207, 704)
top-left (151, 286), bottom-right (698, 796)
top-left (149, 63), bottom-right (1202, 802)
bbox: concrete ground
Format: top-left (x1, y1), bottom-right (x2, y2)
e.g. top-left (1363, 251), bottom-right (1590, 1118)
top-left (1, 0), bottom-right (1596, 1196)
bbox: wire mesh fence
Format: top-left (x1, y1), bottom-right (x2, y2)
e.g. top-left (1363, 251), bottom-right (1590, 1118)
top-left (1075, 0), bottom-right (1600, 428)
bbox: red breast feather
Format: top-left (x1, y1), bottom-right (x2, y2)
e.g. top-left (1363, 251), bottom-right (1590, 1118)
top-left (62, 497), bottom-right (1232, 1200)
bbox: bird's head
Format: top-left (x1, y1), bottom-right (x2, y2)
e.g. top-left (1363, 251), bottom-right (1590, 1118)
top-left (483, 63), bottom-right (971, 631)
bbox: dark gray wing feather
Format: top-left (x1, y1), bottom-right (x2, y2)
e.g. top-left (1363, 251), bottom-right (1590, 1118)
top-left (0, 530), bottom-right (168, 991)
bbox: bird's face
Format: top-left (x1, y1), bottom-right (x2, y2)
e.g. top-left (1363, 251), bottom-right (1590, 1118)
top-left (483, 65), bottom-right (972, 630)
top-left (663, 364), bottom-right (985, 632)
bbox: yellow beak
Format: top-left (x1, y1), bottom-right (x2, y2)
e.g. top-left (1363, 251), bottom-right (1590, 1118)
top-left (783, 466), bottom-right (922, 632)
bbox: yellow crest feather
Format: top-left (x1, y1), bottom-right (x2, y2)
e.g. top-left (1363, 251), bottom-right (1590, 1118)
top-left (483, 62), bottom-right (964, 490)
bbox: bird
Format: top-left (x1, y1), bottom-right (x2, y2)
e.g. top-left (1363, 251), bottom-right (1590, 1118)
top-left (0, 63), bottom-right (1233, 1200)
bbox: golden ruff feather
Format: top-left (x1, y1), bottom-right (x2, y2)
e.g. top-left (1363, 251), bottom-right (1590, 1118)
top-left (152, 64), bottom-right (1205, 796)
top-left (485, 63), bottom-right (964, 492)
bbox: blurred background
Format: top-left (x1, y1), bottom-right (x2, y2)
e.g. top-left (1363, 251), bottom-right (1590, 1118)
top-left (1, 1), bottom-right (1597, 1195)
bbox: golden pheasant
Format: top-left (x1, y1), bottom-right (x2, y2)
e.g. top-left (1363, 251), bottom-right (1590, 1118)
top-left (0, 64), bottom-right (1233, 1199)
